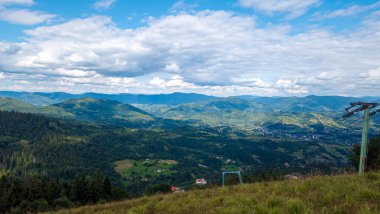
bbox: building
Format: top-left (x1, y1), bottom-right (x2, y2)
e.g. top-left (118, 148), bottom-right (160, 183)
top-left (171, 186), bottom-right (185, 193)
top-left (171, 186), bottom-right (178, 192)
top-left (196, 178), bottom-right (207, 185)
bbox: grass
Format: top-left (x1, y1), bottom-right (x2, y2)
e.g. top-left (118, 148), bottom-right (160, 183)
top-left (114, 159), bottom-right (177, 185)
top-left (48, 171), bottom-right (380, 214)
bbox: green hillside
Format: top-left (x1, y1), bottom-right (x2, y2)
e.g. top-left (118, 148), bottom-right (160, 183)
top-left (52, 98), bottom-right (155, 123)
top-left (0, 97), bottom-right (155, 124)
top-left (0, 110), bottom-right (351, 195)
top-left (49, 171), bottom-right (380, 214)
top-left (0, 97), bottom-right (38, 112)
top-left (0, 97), bottom-right (74, 117)
top-left (151, 97), bottom-right (377, 142)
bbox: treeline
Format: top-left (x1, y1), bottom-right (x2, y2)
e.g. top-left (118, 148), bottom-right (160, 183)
top-left (0, 170), bottom-right (127, 213)
top-left (351, 135), bottom-right (380, 170)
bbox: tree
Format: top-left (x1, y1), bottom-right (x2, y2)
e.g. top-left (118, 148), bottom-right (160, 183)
top-left (71, 174), bottom-right (89, 204)
top-left (89, 170), bottom-right (105, 202)
top-left (351, 135), bottom-right (380, 170)
top-left (145, 184), bottom-right (171, 195)
top-left (103, 176), bottom-right (112, 200)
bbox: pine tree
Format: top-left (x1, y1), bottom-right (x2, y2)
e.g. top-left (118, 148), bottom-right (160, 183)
top-left (103, 176), bottom-right (112, 200)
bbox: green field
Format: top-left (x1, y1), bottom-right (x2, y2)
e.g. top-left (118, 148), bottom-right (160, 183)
top-left (114, 159), bottom-right (178, 185)
top-left (49, 171), bottom-right (380, 214)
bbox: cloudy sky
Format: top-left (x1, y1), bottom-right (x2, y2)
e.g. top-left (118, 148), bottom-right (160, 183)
top-left (0, 0), bottom-right (379, 96)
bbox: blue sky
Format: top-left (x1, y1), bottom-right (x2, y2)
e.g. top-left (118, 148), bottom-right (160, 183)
top-left (0, 0), bottom-right (379, 96)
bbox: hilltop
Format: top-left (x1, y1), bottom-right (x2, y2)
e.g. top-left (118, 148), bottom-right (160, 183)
top-left (49, 171), bottom-right (380, 214)
top-left (52, 98), bottom-right (155, 123)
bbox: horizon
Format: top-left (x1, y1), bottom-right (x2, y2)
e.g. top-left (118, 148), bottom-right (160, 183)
top-left (1, 90), bottom-right (379, 98)
top-left (0, 0), bottom-right (379, 96)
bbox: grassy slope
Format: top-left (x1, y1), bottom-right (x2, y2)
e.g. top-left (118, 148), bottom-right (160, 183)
top-left (50, 172), bottom-right (380, 214)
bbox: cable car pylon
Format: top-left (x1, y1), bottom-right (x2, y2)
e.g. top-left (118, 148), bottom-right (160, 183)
top-left (343, 102), bottom-right (380, 175)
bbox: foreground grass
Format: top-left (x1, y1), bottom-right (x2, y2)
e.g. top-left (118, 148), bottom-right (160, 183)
top-left (49, 172), bottom-right (380, 214)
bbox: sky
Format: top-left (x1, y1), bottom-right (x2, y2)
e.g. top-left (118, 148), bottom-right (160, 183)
top-left (0, 0), bottom-right (379, 96)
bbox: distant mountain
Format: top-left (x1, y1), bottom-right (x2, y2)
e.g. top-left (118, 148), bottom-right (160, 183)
top-left (0, 91), bottom-right (77, 106)
top-left (241, 95), bottom-right (363, 112)
top-left (0, 97), bottom-right (73, 117)
top-left (1, 93), bottom-right (379, 141)
top-left (141, 96), bottom-right (379, 143)
top-left (81, 92), bottom-right (216, 105)
top-left (52, 98), bottom-right (155, 123)
top-left (0, 91), bottom-right (216, 106)
top-left (0, 97), bottom-right (36, 112)
top-left (0, 97), bottom-right (155, 125)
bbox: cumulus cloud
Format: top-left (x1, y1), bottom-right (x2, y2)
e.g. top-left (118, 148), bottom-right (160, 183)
top-left (276, 79), bottom-right (308, 94)
top-left (93, 0), bottom-right (116, 10)
top-left (239, 0), bottom-right (320, 19)
top-left (0, 10), bottom-right (380, 96)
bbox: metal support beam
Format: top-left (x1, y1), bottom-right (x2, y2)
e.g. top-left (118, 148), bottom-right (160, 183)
top-left (359, 108), bottom-right (370, 176)
top-left (343, 101), bottom-right (379, 176)
top-left (222, 171), bottom-right (243, 187)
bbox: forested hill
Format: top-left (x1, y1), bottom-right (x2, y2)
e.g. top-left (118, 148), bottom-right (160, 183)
top-left (0, 110), bottom-right (98, 177)
top-left (0, 97), bottom-right (157, 127)
top-left (52, 98), bottom-right (155, 124)
top-left (0, 110), bottom-right (351, 189)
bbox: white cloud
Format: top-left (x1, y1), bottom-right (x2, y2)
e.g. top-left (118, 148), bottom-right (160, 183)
top-left (360, 67), bottom-right (380, 86)
top-left (231, 77), bottom-right (272, 88)
top-left (276, 79), bottom-right (309, 94)
top-left (0, 0), bottom-right (55, 26)
top-left (93, 0), bottom-right (116, 10)
top-left (149, 76), bottom-right (166, 86)
top-left (59, 74), bottom-right (136, 87)
top-left (54, 69), bottom-right (97, 77)
top-left (312, 1), bottom-right (380, 20)
top-left (149, 75), bottom-right (194, 88)
top-left (239, 0), bottom-right (320, 19)
top-left (0, 9), bottom-right (55, 25)
top-left (0, 0), bottom-right (34, 6)
top-left (0, 72), bottom-right (5, 79)
top-left (169, 0), bottom-right (198, 13)
top-left (164, 63), bottom-right (181, 72)
top-left (0, 11), bottom-right (380, 96)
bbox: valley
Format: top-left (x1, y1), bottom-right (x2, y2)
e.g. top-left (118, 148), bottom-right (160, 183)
top-left (0, 92), bottom-right (379, 212)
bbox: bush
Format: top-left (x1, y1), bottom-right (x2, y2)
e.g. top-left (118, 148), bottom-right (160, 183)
top-left (53, 197), bottom-right (73, 209)
top-left (351, 136), bottom-right (380, 170)
top-left (20, 199), bottom-right (50, 212)
top-left (145, 184), bottom-right (171, 195)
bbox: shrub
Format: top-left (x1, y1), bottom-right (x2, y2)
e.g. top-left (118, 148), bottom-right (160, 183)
top-left (53, 197), bottom-right (73, 209)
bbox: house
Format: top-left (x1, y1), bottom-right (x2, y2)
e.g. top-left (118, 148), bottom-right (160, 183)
top-left (171, 186), bottom-right (185, 193)
top-left (171, 186), bottom-right (178, 192)
top-left (196, 178), bottom-right (207, 185)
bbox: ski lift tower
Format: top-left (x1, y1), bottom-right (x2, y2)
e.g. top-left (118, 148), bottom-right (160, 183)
top-left (343, 102), bottom-right (380, 175)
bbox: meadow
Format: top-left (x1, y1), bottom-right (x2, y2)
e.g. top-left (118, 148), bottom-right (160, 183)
top-left (114, 159), bottom-right (178, 185)
top-left (48, 171), bottom-right (380, 214)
